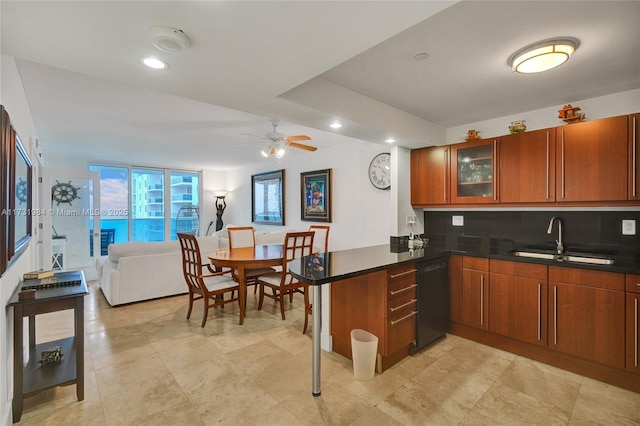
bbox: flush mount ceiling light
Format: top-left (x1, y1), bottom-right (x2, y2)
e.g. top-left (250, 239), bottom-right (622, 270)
top-left (385, 138), bottom-right (396, 144)
top-left (329, 122), bottom-right (342, 129)
top-left (509, 38), bottom-right (579, 74)
top-left (149, 26), bottom-right (191, 53)
top-left (141, 57), bottom-right (168, 70)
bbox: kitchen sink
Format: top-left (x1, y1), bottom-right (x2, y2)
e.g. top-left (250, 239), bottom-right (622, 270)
top-left (510, 249), bottom-right (615, 265)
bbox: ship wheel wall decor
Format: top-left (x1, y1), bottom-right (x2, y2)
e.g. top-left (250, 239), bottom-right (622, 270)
top-left (16, 178), bottom-right (27, 205)
top-left (52, 180), bottom-right (81, 206)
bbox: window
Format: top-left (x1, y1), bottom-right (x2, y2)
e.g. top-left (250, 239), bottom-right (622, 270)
top-left (89, 165), bottom-right (201, 243)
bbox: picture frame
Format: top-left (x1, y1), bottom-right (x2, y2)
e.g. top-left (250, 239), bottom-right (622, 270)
top-left (300, 168), bottom-right (332, 222)
top-left (8, 130), bottom-right (32, 262)
top-left (1, 106), bottom-right (9, 275)
top-left (252, 169), bottom-right (285, 226)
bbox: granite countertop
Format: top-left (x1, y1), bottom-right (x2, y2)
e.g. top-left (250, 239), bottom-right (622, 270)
top-left (289, 239), bottom-right (640, 286)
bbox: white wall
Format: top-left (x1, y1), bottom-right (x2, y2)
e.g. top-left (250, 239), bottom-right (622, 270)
top-left (1, 55), bottom-right (41, 426)
top-left (223, 137), bottom-right (393, 251)
top-left (447, 88), bottom-right (640, 143)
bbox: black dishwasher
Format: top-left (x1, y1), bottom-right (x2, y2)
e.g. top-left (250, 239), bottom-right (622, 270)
top-left (415, 256), bottom-right (450, 351)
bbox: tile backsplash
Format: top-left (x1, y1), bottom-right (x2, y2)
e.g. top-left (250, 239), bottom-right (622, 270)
top-left (423, 209), bottom-right (640, 256)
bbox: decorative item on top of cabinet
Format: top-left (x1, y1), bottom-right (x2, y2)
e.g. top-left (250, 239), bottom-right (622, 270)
top-left (450, 138), bottom-right (498, 204)
top-left (558, 104), bottom-right (585, 123)
top-left (557, 115), bottom-right (628, 202)
top-left (499, 128), bottom-right (556, 203)
top-left (508, 120), bottom-right (527, 134)
top-left (410, 146), bottom-right (450, 206)
top-left (626, 274), bottom-right (640, 373)
top-left (629, 113), bottom-right (640, 200)
top-left (466, 129), bottom-right (481, 141)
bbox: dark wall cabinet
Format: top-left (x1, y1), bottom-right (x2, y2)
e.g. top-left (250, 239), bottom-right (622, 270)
top-left (499, 128), bottom-right (556, 203)
top-left (557, 115), bottom-right (629, 202)
top-left (410, 145), bottom-right (450, 205)
top-left (411, 113), bottom-right (638, 207)
top-left (450, 139), bottom-right (498, 204)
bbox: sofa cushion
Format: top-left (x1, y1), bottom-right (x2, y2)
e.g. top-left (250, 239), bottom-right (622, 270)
top-left (108, 241), bottom-right (179, 262)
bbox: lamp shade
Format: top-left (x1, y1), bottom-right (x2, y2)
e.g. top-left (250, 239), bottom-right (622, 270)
top-left (509, 38), bottom-right (579, 74)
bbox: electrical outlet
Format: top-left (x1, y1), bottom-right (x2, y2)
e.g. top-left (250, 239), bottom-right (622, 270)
top-left (406, 215), bottom-right (416, 226)
top-left (622, 219), bottom-right (636, 235)
top-left (452, 215), bottom-right (464, 226)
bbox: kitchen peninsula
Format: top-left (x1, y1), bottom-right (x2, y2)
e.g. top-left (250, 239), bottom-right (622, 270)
top-left (290, 237), bottom-right (640, 396)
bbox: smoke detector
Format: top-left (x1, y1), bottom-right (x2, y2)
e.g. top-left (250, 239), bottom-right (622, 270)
top-left (149, 26), bottom-right (191, 53)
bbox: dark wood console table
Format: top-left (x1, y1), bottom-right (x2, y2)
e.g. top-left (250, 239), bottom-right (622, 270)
top-left (8, 270), bottom-right (88, 423)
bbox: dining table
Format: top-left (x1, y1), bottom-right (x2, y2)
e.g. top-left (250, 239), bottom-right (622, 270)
top-left (207, 244), bottom-right (284, 325)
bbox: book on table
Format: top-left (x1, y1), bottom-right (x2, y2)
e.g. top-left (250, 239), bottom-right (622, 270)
top-left (22, 271), bottom-right (83, 290)
top-left (23, 270), bottom-right (55, 280)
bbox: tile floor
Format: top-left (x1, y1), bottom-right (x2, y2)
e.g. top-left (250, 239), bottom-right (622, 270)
top-left (17, 281), bottom-right (640, 425)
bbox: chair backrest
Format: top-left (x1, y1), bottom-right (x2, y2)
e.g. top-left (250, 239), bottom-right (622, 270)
top-left (282, 231), bottom-right (315, 274)
top-left (228, 226), bottom-right (256, 248)
top-left (308, 225), bottom-right (330, 253)
top-left (178, 232), bottom-right (205, 292)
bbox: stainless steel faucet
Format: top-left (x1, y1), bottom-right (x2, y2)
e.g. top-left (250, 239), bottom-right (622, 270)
top-left (547, 216), bottom-right (564, 254)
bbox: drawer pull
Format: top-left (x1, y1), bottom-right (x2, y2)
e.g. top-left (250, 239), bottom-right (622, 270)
top-left (390, 311), bottom-right (417, 326)
top-left (390, 299), bottom-right (417, 312)
top-left (389, 284), bottom-right (417, 296)
top-left (389, 269), bottom-right (417, 279)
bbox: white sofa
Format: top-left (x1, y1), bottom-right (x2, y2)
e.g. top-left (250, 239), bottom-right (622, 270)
top-left (95, 228), bottom-right (292, 306)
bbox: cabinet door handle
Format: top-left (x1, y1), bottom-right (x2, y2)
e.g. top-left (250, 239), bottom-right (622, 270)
top-left (390, 299), bottom-right (417, 312)
top-left (537, 283), bottom-right (542, 341)
top-left (546, 132), bottom-right (550, 200)
top-left (553, 285), bottom-right (558, 346)
top-left (389, 284), bottom-right (417, 295)
top-left (444, 148), bottom-right (448, 202)
top-left (561, 129), bottom-right (565, 200)
top-left (633, 116), bottom-right (637, 197)
top-left (390, 311), bottom-right (417, 326)
top-left (493, 140), bottom-right (497, 201)
top-left (389, 269), bottom-right (417, 279)
top-left (480, 274), bottom-right (485, 325)
top-left (635, 297), bottom-right (638, 367)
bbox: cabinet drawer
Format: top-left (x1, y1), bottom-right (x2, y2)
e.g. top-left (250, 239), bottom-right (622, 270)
top-left (463, 256), bottom-right (489, 271)
top-left (386, 309), bottom-right (417, 355)
top-left (490, 259), bottom-right (547, 279)
top-left (627, 275), bottom-right (640, 294)
top-left (388, 296), bottom-right (417, 320)
top-left (549, 266), bottom-right (625, 291)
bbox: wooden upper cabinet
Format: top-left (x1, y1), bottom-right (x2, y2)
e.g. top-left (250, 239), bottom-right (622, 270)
top-left (499, 128), bottom-right (556, 203)
top-left (410, 146), bottom-right (450, 206)
top-left (629, 113), bottom-right (640, 200)
top-left (557, 115), bottom-right (628, 202)
top-left (450, 139), bottom-right (498, 204)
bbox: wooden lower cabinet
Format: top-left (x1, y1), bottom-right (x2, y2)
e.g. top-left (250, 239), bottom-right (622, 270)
top-left (489, 260), bottom-right (547, 346)
top-left (626, 274), bottom-right (640, 373)
top-left (330, 263), bottom-right (417, 372)
top-left (461, 257), bottom-right (489, 330)
top-left (548, 267), bottom-right (625, 369)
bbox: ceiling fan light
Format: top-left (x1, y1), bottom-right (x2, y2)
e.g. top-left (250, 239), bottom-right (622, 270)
top-left (141, 57), bottom-right (168, 70)
top-left (260, 149), bottom-right (269, 158)
top-left (509, 38), bottom-right (578, 74)
top-left (275, 147), bottom-right (286, 158)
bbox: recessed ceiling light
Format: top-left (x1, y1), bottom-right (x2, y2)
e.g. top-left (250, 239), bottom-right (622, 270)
top-left (385, 138), bottom-right (396, 144)
top-left (509, 38), bottom-right (579, 74)
top-left (414, 53), bottom-right (430, 61)
top-left (329, 122), bottom-right (343, 129)
top-left (141, 57), bottom-right (168, 70)
top-left (149, 26), bottom-right (191, 53)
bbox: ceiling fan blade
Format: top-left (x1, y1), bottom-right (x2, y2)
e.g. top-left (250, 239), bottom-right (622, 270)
top-left (285, 135), bottom-right (312, 142)
top-left (289, 142), bottom-right (317, 152)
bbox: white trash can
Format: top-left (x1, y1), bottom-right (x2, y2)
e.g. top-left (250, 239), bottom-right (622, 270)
top-left (350, 329), bottom-right (378, 381)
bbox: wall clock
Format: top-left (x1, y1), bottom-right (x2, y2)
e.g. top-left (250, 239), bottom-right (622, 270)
top-left (368, 152), bottom-right (391, 190)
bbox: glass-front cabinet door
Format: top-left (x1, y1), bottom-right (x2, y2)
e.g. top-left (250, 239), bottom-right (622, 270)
top-left (450, 138), bottom-right (498, 204)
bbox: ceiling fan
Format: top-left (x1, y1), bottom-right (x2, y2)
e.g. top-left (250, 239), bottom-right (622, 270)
top-left (248, 119), bottom-right (317, 158)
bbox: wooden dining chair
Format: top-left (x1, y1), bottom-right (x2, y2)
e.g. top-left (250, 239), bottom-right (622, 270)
top-left (178, 233), bottom-right (239, 327)
top-left (303, 225), bottom-right (330, 333)
top-left (227, 226), bottom-right (276, 292)
top-left (257, 231), bottom-right (315, 323)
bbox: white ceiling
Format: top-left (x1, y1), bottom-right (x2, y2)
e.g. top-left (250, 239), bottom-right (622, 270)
top-left (2, 1), bottom-right (639, 171)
